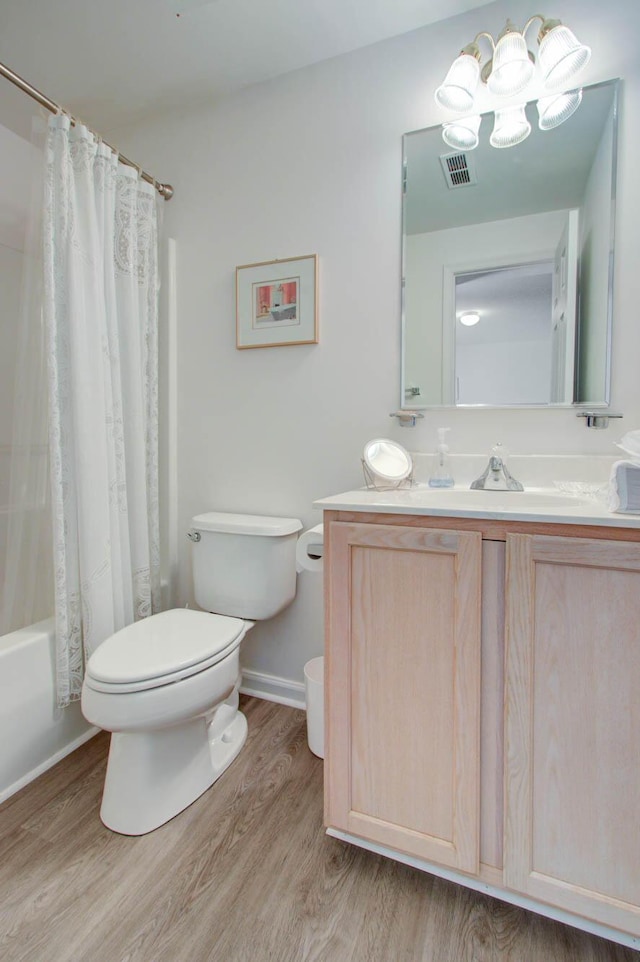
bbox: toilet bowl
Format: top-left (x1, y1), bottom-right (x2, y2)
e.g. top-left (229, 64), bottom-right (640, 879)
top-left (81, 511), bottom-right (302, 835)
top-left (82, 608), bottom-right (250, 835)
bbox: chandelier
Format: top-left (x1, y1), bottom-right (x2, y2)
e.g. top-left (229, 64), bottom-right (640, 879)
top-left (435, 15), bottom-right (591, 149)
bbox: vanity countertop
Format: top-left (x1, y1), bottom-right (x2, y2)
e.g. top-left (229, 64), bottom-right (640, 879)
top-left (314, 486), bottom-right (640, 529)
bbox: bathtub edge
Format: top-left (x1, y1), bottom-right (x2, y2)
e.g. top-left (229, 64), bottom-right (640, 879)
top-left (0, 725), bottom-right (100, 805)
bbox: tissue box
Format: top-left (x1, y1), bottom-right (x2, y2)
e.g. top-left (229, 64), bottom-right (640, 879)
top-left (609, 461), bottom-right (640, 514)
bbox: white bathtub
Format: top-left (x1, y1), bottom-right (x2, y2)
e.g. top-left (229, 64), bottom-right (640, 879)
top-left (0, 618), bottom-right (97, 803)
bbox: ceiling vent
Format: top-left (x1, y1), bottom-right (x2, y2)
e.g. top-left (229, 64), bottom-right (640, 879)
top-left (439, 151), bottom-right (478, 190)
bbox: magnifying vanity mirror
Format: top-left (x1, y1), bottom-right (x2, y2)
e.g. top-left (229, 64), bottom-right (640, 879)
top-left (402, 78), bottom-right (618, 409)
top-left (362, 438), bottom-right (413, 486)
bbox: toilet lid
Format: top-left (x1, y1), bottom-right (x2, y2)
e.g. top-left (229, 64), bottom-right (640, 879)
top-left (85, 608), bottom-right (246, 689)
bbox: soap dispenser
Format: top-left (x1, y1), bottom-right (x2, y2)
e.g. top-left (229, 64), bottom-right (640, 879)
top-left (429, 428), bottom-right (455, 488)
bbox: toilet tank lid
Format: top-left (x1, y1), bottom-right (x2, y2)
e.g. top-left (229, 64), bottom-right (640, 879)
top-left (192, 512), bottom-right (302, 537)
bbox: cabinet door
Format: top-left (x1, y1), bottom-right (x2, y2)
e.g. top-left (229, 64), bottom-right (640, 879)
top-left (505, 533), bottom-right (640, 935)
top-left (325, 520), bottom-right (482, 874)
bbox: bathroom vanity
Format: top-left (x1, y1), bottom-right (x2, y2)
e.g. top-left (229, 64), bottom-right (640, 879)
top-left (315, 488), bottom-right (640, 950)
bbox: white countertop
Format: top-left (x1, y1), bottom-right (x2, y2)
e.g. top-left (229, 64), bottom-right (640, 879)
top-left (314, 485), bottom-right (640, 529)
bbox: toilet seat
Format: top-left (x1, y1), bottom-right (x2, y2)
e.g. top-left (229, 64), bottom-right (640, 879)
top-left (84, 608), bottom-right (246, 694)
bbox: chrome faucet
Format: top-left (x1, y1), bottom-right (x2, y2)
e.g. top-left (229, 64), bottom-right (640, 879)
top-left (470, 445), bottom-right (524, 491)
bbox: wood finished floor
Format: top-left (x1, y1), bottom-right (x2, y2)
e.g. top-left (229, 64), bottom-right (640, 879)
top-left (0, 697), bottom-right (638, 962)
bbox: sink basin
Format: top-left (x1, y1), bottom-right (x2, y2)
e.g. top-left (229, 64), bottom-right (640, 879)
top-left (390, 487), bottom-right (589, 511)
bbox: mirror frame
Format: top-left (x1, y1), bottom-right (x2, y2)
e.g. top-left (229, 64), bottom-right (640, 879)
top-left (400, 78), bottom-right (619, 411)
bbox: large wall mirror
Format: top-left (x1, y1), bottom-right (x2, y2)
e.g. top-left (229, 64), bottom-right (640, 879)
top-left (402, 79), bottom-right (618, 408)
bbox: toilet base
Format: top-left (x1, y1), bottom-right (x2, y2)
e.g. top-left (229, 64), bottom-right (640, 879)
top-left (100, 703), bottom-right (248, 836)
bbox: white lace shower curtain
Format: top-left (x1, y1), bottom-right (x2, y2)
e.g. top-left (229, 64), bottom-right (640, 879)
top-left (0, 116), bottom-right (53, 639)
top-left (43, 115), bottom-right (161, 706)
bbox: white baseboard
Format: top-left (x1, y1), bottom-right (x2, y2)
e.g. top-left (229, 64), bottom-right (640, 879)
top-left (0, 726), bottom-right (100, 805)
top-left (240, 668), bottom-right (306, 710)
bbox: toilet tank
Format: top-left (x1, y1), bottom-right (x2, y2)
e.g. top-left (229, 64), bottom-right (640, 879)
top-left (190, 512), bottom-right (303, 620)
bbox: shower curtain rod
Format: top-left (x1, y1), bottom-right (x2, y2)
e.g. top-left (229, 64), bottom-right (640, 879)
top-left (0, 59), bottom-right (174, 200)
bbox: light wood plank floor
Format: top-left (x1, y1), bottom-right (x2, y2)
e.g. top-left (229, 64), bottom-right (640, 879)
top-left (1, 697), bottom-right (638, 962)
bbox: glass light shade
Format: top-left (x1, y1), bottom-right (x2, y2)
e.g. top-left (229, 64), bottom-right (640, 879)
top-left (459, 312), bottom-right (480, 326)
top-left (539, 24), bottom-right (591, 90)
top-left (435, 53), bottom-right (480, 112)
top-left (490, 104), bottom-right (531, 149)
top-left (488, 30), bottom-right (535, 97)
top-left (537, 88), bottom-right (583, 130)
top-left (442, 114), bottom-right (481, 150)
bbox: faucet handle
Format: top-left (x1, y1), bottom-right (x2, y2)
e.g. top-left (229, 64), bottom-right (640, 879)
top-left (491, 441), bottom-right (508, 460)
top-left (471, 442), bottom-right (523, 491)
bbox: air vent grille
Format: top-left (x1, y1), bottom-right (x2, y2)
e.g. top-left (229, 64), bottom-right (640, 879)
top-left (439, 151), bottom-right (478, 189)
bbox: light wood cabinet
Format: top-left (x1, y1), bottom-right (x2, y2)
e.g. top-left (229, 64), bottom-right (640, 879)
top-left (504, 533), bottom-right (640, 935)
top-left (324, 510), bottom-right (640, 947)
top-left (325, 520), bottom-right (482, 873)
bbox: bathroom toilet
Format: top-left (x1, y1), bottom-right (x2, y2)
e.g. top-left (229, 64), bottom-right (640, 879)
top-left (81, 511), bottom-right (302, 835)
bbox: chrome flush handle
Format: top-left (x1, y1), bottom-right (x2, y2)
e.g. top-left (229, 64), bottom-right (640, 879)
top-left (186, 529), bottom-right (201, 542)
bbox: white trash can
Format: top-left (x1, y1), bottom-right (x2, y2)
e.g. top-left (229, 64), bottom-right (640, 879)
top-left (304, 656), bottom-right (324, 759)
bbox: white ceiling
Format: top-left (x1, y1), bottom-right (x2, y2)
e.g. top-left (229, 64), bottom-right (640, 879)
top-left (0, 0), bottom-right (492, 133)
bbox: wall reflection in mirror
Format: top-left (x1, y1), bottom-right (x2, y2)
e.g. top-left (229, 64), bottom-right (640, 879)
top-left (402, 79), bottom-right (618, 408)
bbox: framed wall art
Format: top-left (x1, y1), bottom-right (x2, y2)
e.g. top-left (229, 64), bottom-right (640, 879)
top-left (236, 254), bottom-right (318, 349)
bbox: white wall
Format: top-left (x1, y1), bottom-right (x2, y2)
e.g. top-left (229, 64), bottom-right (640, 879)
top-left (0, 122), bottom-right (48, 618)
top-left (115, 0), bottom-right (640, 689)
top-left (0, 122), bottom-right (33, 456)
top-left (0, 246), bottom-right (22, 455)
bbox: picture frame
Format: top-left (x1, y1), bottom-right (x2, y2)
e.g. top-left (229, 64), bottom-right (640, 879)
top-left (236, 254), bottom-right (318, 349)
